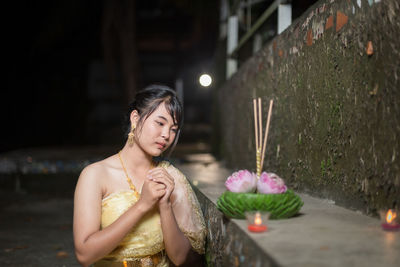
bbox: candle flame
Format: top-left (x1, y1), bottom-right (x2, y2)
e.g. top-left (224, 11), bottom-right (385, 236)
top-left (255, 212), bottom-right (262, 225)
top-left (386, 210), bottom-right (396, 224)
top-left (123, 260), bottom-right (128, 267)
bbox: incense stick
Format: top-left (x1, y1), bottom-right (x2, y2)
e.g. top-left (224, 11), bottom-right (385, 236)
top-left (261, 100), bottom-right (273, 171)
top-left (253, 97), bottom-right (274, 176)
top-left (253, 99), bottom-right (258, 151)
top-left (252, 98), bottom-right (263, 177)
top-left (258, 98), bottom-right (262, 151)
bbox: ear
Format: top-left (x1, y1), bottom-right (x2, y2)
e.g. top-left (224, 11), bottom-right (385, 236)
top-left (130, 110), bottom-right (140, 127)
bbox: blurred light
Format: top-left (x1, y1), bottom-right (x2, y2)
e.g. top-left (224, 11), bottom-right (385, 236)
top-left (199, 74), bottom-right (212, 87)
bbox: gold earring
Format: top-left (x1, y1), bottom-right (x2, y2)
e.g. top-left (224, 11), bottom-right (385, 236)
top-left (128, 125), bottom-right (135, 145)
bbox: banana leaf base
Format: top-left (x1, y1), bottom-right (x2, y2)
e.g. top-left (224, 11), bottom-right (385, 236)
top-left (217, 190), bottom-right (303, 219)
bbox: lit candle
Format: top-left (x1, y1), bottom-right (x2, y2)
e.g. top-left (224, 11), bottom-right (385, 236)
top-left (247, 211), bottom-right (268, 233)
top-left (381, 209), bottom-right (400, 231)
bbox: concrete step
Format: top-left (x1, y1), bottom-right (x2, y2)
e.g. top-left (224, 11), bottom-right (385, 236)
top-left (177, 158), bottom-right (400, 267)
top-left (1, 148), bottom-right (399, 266)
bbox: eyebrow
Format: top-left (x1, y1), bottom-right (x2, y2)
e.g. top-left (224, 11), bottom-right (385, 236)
top-left (157, 115), bottom-right (178, 126)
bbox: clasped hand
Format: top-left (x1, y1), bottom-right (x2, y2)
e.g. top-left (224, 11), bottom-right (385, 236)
top-left (138, 167), bottom-right (174, 211)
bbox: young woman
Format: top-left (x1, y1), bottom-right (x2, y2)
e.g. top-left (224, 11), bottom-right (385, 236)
top-left (73, 85), bottom-right (206, 267)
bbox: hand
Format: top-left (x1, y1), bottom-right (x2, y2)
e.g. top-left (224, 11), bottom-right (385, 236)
top-left (137, 178), bottom-right (166, 212)
top-left (147, 167), bottom-right (175, 207)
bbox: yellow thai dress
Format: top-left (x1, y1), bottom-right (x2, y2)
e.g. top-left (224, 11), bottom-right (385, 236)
top-left (94, 161), bottom-right (206, 267)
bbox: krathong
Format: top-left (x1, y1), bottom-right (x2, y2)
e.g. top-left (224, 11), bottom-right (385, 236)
top-left (217, 97), bottom-right (303, 220)
top-left (225, 170), bottom-right (257, 193)
top-left (257, 172), bottom-right (287, 194)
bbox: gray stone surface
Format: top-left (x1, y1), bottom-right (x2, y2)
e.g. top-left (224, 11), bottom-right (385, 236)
top-left (0, 191), bottom-right (79, 267)
top-left (178, 157), bottom-right (400, 267)
top-left (1, 149), bottom-right (399, 267)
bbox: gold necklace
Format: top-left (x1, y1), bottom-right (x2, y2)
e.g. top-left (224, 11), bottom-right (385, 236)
top-left (118, 151), bottom-right (140, 198)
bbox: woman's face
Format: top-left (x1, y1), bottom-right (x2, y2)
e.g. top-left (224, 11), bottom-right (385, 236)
top-left (133, 103), bottom-right (178, 157)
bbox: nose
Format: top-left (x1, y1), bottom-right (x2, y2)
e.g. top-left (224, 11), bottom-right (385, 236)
top-left (161, 128), bottom-right (170, 140)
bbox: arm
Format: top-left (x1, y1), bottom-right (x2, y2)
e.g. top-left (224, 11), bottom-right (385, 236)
top-left (159, 202), bottom-right (192, 265)
top-left (148, 167), bottom-right (192, 266)
top-left (73, 165), bottom-right (165, 267)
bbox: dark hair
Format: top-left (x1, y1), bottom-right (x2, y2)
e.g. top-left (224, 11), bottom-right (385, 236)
top-left (124, 84), bottom-right (183, 155)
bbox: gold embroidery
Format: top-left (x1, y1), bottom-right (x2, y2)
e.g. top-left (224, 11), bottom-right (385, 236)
top-left (181, 229), bottom-right (206, 254)
top-left (161, 162), bottom-right (206, 254)
top-left (96, 161), bottom-right (206, 267)
top-left (100, 191), bottom-right (164, 260)
top-left (94, 251), bottom-right (168, 267)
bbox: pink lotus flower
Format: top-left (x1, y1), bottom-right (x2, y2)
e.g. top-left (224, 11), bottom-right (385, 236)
top-left (257, 172), bottom-right (287, 194)
top-left (225, 170), bottom-right (257, 193)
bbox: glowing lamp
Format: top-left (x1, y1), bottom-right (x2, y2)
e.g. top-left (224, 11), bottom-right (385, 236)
top-left (380, 209), bottom-right (400, 231)
top-left (246, 211), bottom-right (269, 233)
top-left (199, 74), bottom-right (212, 87)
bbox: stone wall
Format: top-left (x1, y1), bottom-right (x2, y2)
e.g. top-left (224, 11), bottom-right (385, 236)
top-left (193, 186), bottom-right (278, 267)
top-left (217, 0), bottom-right (400, 214)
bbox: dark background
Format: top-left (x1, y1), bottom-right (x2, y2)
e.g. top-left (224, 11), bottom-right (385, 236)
top-left (2, 0), bottom-right (317, 153)
top-left (3, 0), bottom-right (219, 152)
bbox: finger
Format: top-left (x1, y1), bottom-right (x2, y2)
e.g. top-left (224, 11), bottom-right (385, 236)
top-left (161, 190), bottom-right (173, 202)
top-left (148, 167), bottom-right (164, 174)
top-left (147, 180), bottom-right (164, 190)
top-left (149, 171), bottom-right (174, 184)
top-left (149, 168), bottom-right (173, 181)
top-left (147, 168), bottom-right (162, 178)
top-left (147, 171), bottom-right (162, 181)
top-left (156, 190), bottom-right (166, 198)
top-left (152, 183), bottom-right (166, 191)
top-left (151, 178), bottom-right (174, 190)
top-left (149, 174), bottom-right (171, 183)
top-left (148, 172), bottom-right (173, 184)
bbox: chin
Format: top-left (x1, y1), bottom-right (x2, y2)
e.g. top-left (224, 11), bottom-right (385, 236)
top-left (149, 149), bottom-right (163, 157)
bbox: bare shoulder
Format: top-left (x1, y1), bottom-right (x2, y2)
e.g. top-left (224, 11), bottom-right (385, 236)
top-left (77, 155), bottom-right (118, 188)
top-left (80, 161), bottom-right (104, 181)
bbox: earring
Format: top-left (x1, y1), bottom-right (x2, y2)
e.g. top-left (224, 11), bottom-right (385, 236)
top-left (128, 125), bottom-right (135, 145)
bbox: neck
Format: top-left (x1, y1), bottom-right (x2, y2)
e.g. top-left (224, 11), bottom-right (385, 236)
top-left (119, 142), bottom-right (154, 171)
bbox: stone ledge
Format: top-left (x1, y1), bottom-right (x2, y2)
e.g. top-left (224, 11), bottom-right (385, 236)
top-left (1, 148), bottom-right (399, 266)
top-left (177, 160), bottom-right (400, 267)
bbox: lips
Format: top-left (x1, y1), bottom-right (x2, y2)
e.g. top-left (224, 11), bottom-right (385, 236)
top-left (156, 142), bottom-right (166, 149)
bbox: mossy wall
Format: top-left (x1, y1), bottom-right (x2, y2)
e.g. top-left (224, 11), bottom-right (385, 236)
top-left (218, 0), bottom-right (400, 214)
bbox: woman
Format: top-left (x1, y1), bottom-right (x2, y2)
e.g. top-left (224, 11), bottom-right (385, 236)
top-left (73, 85), bottom-right (206, 267)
